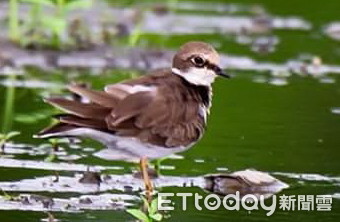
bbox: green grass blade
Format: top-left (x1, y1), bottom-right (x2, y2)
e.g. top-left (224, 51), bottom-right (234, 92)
top-left (9, 0), bottom-right (20, 42)
top-left (5, 131), bottom-right (20, 140)
top-left (2, 74), bottom-right (17, 133)
top-left (126, 209), bottom-right (149, 222)
top-left (150, 213), bottom-right (163, 221)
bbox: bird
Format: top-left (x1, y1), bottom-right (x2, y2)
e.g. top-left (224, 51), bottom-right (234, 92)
top-left (36, 41), bottom-right (229, 195)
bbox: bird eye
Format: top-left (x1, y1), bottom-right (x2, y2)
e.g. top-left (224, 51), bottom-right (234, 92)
top-left (191, 56), bottom-right (206, 67)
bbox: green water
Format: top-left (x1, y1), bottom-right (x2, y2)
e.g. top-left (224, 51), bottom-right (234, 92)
top-left (1, 0), bottom-right (340, 221)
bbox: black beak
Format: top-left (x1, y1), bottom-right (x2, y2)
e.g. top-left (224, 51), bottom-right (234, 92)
top-left (213, 65), bottom-right (230, 78)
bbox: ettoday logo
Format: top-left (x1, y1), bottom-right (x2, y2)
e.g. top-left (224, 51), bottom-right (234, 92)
top-left (157, 192), bottom-right (332, 216)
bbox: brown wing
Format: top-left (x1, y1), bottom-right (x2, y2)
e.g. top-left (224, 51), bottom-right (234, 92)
top-left (40, 70), bottom-right (205, 147)
top-left (107, 83), bottom-right (205, 147)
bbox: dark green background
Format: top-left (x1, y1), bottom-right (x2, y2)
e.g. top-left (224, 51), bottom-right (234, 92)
top-left (0, 0), bottom-right (339, 221)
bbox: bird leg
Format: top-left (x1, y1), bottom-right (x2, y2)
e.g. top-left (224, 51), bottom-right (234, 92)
top-left (140, 157), bottom-right (153, 203)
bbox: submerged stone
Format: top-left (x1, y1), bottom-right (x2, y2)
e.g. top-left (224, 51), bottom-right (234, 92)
top-left (79, 171), bottom-right (102, 184)
top-left (204, 169), bottom-right (289, 198)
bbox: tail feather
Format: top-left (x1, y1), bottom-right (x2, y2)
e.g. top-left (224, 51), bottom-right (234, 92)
top-left (35, 123), bottom-right (78, 138)
top-left (56, 114), bottom-right (107, 129)
top-left (36, 114), bottom-right (110, 139)
top-left (68, 85), bottom-right (119, 107)
top-left (45, 98), bottom-right (110, 119)
top-left (36, 84), bottom-right (119, 139)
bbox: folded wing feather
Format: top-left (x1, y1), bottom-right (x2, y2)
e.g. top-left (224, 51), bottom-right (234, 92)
top-left (39, 71), bottom-right (205, 148)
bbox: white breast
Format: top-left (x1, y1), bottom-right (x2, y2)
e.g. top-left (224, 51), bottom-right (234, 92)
top-left (198, 104), bottom-right (208, 123)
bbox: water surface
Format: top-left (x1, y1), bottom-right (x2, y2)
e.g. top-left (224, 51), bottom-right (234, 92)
top-left (0, 0), bottom-right (340, 221)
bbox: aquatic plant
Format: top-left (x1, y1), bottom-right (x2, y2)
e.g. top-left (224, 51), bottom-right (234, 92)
top-left (128, 24), bottom-right (143, 47)
top-left (48, 0), bottom-right (93, 48)
top-left (0, 190), bottom-right (19, 201)
top-left (44, 151), bottom-right (56, 162)
top-left (153, 158), bottom-right (166, 176)
top-left (15, 109), bottom-right (54, 124)
top-left (126, 197), bottom-right (163, 222)
top-left (2, 73), bottom-right (18, 133)
top-left (167, 0), bottom-right (178, 12)
top-left (43, 138), bottom-right (62, 162)
top-left (0, 131), bottom-right (20, 152)
top-left (19, 0), bottom-right (54, 47)
top-left (8, 0), bottom-right (20, 42)
top-left (10, 0), bottom-right (92, 49)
